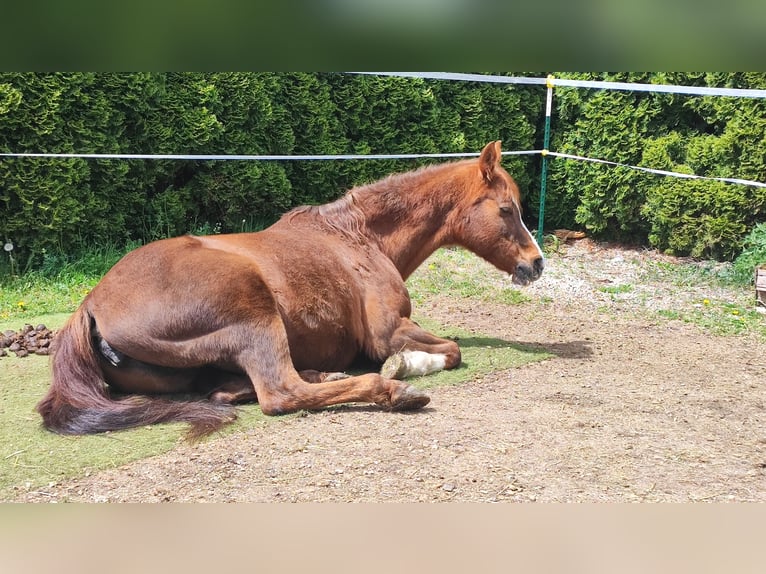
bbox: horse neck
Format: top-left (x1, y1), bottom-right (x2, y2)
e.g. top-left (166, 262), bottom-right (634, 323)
top-left (356, 165), bottom-right (463, 279)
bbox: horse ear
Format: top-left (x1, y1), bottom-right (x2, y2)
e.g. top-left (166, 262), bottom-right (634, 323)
top-left (479, 141), bottom-right (502, 184)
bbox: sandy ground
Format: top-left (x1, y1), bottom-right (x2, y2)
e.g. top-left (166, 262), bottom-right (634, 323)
top-left (16, 240), bottom-right (766, 502)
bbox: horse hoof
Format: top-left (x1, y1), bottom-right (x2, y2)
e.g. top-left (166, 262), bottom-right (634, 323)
top-left (390, 385), bottom-right (430, 411)
top-left (381, 353), bottom-right (407, 379)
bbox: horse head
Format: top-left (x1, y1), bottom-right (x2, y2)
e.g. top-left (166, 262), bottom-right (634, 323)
top-left (451, 141), bottom-right (545, 286)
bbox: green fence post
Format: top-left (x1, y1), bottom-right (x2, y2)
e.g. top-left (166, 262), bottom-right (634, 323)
top-left (537, 75), bottom-right (555, 246)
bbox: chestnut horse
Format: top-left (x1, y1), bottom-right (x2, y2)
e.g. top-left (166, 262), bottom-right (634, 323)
top-left (37, 141), bottom-right (544, 438)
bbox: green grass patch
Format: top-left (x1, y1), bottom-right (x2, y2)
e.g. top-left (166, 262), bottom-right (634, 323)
top-left (597, 284), bottom-right (634, 295)
top-left (0, 311), bottom-right (549, 500)
top-left (408, 247), bottom-right (531, 306)
top-left (404, 317), bottom-right (551, 389)
top-left (0, 277), bottom-right (95, 323)
top-left (0, 349), bottom-right (275, 500)
top-left (657, 301), bottom-right (766, 338)
top-left (636, 258), bottom-right (766, 338)
top-left (0, 243), bottom-right (133, 323)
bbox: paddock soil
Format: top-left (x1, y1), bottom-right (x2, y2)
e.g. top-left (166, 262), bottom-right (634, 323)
top-left (17, 240), bottom-right (766, 502)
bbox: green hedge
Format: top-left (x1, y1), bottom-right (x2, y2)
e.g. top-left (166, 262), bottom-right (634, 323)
top-left (1, 72), bottom-right (765, 270)
top-left (0, 72), bottom-right (541, 270)
top-left (547, 72), bottom-right (766, 260)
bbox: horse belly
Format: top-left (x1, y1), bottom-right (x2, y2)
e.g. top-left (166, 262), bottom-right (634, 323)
top-left (278, 280), bottom-right (364, 372)
top-left (256, 243), bottom-right (367, 371)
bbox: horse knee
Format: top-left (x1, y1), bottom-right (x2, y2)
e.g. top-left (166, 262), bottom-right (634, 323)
top-left (257, 394), bottom-right (294, 416)
top-left (254, 378), bottom-right (306, 415)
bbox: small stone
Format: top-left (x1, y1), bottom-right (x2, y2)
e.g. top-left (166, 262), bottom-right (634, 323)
top-left (442, 483), bottom-right (456, 492)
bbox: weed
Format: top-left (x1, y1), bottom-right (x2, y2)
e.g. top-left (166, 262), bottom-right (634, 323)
top-left (658, 300), bottom-right (766, 338)
top-left (597, 284), bottom-right (634, 295)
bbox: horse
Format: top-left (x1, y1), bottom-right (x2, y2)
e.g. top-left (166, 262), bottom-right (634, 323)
top-left (36, 141), bottom-right (544, 439)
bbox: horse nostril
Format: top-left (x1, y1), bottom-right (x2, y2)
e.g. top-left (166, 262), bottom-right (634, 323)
top-left (533, 257), bottom-right (545, 275)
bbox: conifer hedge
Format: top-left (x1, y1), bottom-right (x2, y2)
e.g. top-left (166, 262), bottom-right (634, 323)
top-left (1, 72), bottom-right (765, 269)
top-left (0, 72), bottom-right (540, 269)
top-left (546, 72), bottom-right (766, 260)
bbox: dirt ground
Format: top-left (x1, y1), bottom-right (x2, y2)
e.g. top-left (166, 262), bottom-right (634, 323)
top-left (17, 240), bottom-right (766, 502)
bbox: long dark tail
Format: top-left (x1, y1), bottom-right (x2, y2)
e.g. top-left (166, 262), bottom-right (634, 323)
top-left (36, 306), bottom-right (237, 440)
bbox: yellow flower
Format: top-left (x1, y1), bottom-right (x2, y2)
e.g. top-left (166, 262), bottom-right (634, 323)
top-left (702, 299), bottom-right (710, 305)
top-left (17, 301), bottom-right (25, 308)
top-left (732, 309), bottom-right (740, 315)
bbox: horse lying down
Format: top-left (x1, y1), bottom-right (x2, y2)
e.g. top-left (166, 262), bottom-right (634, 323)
top-left (37, 141), bottom-right (544, 438)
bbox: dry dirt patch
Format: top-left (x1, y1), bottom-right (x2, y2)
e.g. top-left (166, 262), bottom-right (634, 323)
top-left (17, 240), bottom-right (766, 502)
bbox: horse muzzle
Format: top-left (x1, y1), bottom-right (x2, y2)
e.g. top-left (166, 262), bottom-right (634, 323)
top-left (512, 257), bottom-right (545, 286)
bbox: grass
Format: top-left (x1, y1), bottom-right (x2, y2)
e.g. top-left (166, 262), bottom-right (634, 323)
top-left (401, 317), bottom-right (548, 389)
top-left (0, 245), bottom-right (126, 323)
top-left (0, 278), bottom-right (96, 323)
top-left (597, 284), bottom-right (634, 295)
top-left (0, 336), bottom-right (276, 500)
top-left (640, 259), bottom-right (738, 289)
top-left (657, 303), bottom-right (766, 338)
top-left (408, 247), bottom-right (531, 306)
top-left (638, 259), bottom-right (766, 338)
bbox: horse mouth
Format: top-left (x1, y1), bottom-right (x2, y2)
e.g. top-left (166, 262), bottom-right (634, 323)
top-left (512, 258), bottom-right (545, 286)
top-left (511, 273), bottom-right (533, 286)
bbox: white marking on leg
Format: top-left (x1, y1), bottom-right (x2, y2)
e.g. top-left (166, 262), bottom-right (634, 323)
top-left (401, 350), bottom-right (447, 377)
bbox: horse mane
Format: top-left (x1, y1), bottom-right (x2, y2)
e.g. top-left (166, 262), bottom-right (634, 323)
top-left (284, 192), bottom-right (368, 239)
top-left (283, 158), bottom-right (473, 239)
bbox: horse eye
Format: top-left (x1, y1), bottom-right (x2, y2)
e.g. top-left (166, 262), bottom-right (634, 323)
top-left (499, 203), bottom-right (513, 215)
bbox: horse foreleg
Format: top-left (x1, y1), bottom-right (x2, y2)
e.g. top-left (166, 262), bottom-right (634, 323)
top-left (258, 371), bottom-right (430, 414)
top-left (381, 318), bottom-right (462, 379)
top-left (196, 369), bottom-right (350, 405)
top-left (236, 318), bottom-right (429, 415)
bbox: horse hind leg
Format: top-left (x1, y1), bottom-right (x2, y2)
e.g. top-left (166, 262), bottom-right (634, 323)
top-left (298, 370), bottom-right (350, 383)
top-left (193, 368), bottom-right (258, 405)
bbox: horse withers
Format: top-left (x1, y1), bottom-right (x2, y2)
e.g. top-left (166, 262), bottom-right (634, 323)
top-left (37, 141), bottom-right (544, 438)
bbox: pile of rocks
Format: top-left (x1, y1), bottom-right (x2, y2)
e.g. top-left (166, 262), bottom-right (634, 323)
top-left (0, 324), bottom-right (55, 358)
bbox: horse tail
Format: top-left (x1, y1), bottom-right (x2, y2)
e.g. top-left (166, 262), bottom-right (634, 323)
top-left (36, 305), bottom-right (237, 440)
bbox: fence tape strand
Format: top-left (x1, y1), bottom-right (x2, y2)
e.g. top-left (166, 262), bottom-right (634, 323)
top-left (351, 72), bottom-right (766, 99)
top-left (1, 149), bottom-right (764, 189)
top-left (547, 151), bottom-right (766, 189)
top-left (0, 150), bottom-right (539, 161)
